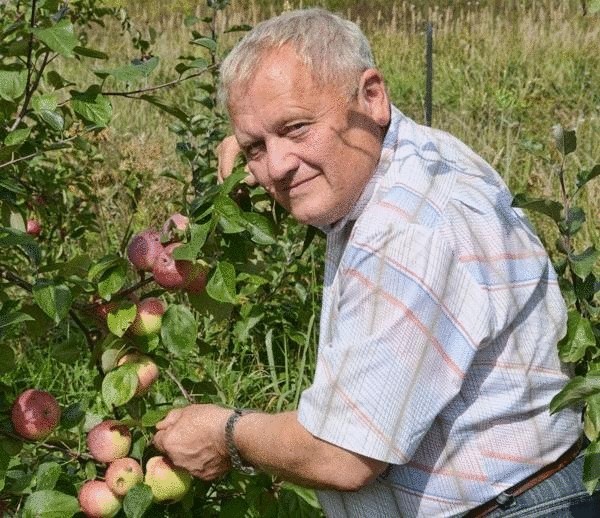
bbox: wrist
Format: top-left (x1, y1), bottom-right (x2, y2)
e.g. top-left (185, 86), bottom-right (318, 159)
top-left (225, 409), bottom-right (256, 475)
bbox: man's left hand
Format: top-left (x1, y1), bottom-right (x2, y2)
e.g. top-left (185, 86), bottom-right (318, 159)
top-left (153, 404), bottom-right (232, 480)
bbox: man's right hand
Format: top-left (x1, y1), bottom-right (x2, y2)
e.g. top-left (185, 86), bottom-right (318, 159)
top-left (216, 135), bottom-right (258, 186)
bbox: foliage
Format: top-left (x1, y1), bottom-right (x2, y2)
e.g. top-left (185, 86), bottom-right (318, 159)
top-left (0, 0), bottom-right (322, 516)
top-left (514, 127), bottom-right (600, 492)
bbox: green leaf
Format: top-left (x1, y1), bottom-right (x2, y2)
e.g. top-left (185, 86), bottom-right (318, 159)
top-left (0, 227), bottom-right (40, 264)
top-left (106, 301), bottom-right (136, 338)
top-left (550, 373), bottom-right (600, 413)
top-left (552, 124), bottom-right (577, 156)
top-left (511, 193), bottom-right (563, 222)
top-left (32, 20), bottom-right (78, 57)
top-left (60, 402), bottom-right (86, 430)
top-left (206, 261), bottom-right (236, 303)
top-left (139, 95), bottom-right (188, 123)
top-left (191, 37), bottom-right (217, 51)
top-left (585, 394), bottom-right (600, 442)
top-left (558, 311), bottom-right (596, 363)
top-left (243, 212), bottom-right (277, 245)
top-left (0, 344), bottom-right (16, 374)
top-left (36, 463), bottom-right (61, 491)
top-left (32, 281), bottom-right (73, 324)
top-left (23, 490), bottom-right (80, 518)
top-left (97, 264), bottom-right (127, 300)
top-left (214, 195), bottom-right (246, 234)
top-left (0, 308), bottom-right (34, 330)
top-left (0, 446), bottom-right (9, 492)
top-left (88, 254), bottom-right (124, 281)
top-left (123, 483), bottom-right (154, 518)
top-left (70, 86), bottom-right (112, 127)
top-left (570, 247), bottom-right (600, 280)
top-left (4, 127), bottom-right (31, 146)
top-left (224, 24), bottom-right (253, 33)
top-left (0, 69), bottom-right (27, 101)
top-left (171, 222), bottom-right (211, 261)
top-left (583, 440), bottom-right (600, 494)
top-left (280, 483), bottom-right (321, 509)
top-left (100, 56), bottom-right (159, 82)
top-left (561, 207), bottom-right (585, 236)
top-left (220, 169), bottom-right (248, 195)
top-left (39, 110), bottom-right (64, 131)
top-left (32, 93), bottom-right (58, 112)
top-left (590, 0), bottom-right (600, 14)
top-left (102, 365), bottom-right (138, 408)
top-left (161, 304), bottom-right (198, 357)
top-left (73, 46), bottom-right (109, 59)
top-left (577, 165), bottom-right (600, 190)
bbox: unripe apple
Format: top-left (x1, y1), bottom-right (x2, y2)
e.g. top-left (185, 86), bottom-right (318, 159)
top-left (26, 219), bottom-right (41, 237)
top-left (105, 457), bottom-right (144, 497)
top-left (87, 420), bottom-right (131, 463)
top-left (127, 230), bottom-right (163, 272)
top-left (11, 389), bottom-right (61, 441)
top-left (117, 352), bottom-right (159, 395)
top-left (130, 297), bottom-right (165, 336)
top-left (78, 480), bottom-right (121, 518)
top-left (153, 243), bottom-right (207, 293)
top-left (91, 301), bottom-right (118, 324)
top-left (144, 456), bottom-right (192, 502)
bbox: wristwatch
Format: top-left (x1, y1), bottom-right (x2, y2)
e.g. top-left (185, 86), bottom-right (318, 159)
top-left (225, 408), bottom-right (256, 475)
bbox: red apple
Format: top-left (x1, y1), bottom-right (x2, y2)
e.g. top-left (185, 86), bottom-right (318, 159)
top-left (117, 352), bottom-right (159, 395)
top-left (127, 230), bottom-right (163, 272)
top-left (144, 456), bottom-right (192, 502)
top-left (105, 457), bottom-right (143, 497)
top-left (153, 243), bottom-right (207, 293)
top-left (78, 480), bottom-right (121, 518)
top-left (130, 297), bottom-right (165, 336)
top-left (87, 420), bottom-right (131, 463)
top-left (26, 219), bottom-right (41, 237)
top-left (11, 389), bottom-right (61, 441)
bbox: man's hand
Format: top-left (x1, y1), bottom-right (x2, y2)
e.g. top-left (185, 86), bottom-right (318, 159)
top-left (216, 135), bottom-right (258, 186)
top-left (153, 404), bottom-right (232, 481)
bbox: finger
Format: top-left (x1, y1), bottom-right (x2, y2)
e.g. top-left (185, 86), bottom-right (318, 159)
top-left (153, 430), bottom-right (165, 452)
top-left (217, 136), bottom-right (242, 184)
top-left (155, 408), bottom-right (183, 430)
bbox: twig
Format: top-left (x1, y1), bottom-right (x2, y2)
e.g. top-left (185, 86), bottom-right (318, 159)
top-left (102, 66), bottom-right (217, 97)
top-left (0, 428), bottom-right (93, 461)
top-left (0, 130), bottom-right (97, 170)
top-left (165, 368), bottom-right (195, 404)
top-left (0, 269), bottom-right (33, 292)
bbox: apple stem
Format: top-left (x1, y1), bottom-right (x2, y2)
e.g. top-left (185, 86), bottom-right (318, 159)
top-left (165, 368), bottom-right (195, 404)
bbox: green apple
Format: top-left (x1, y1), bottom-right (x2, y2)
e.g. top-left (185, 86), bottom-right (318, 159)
top-left (78, 480), bottom-right (121, 517)
top-left (105, 457), bottom-right (144, 497)
top-left (130, 297), bottom-right (165, 336)
top-left (144, 455), bottom-right (192, 502)
top-left (87, 420), bottom-right (131, 463)
top-left (117, 352), bottom-right (159, 396)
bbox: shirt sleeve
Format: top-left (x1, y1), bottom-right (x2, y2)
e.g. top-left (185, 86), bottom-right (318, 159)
top-left (297, 217), bottom-right (493, 464)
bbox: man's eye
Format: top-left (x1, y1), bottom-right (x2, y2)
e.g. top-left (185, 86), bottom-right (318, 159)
top-left (285, 123), bottom-right (307, 136)
top-left (245, 144), bottom-right (264, 160)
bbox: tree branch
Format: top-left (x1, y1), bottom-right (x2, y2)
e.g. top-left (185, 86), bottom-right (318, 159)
top-left (165, 368), bottom-right (195, 404)
top-left (102, 66), bottom-right (217, 97)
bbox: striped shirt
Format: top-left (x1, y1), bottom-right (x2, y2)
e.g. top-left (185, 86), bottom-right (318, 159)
top-left (297, 105), bottom-right (581, 517)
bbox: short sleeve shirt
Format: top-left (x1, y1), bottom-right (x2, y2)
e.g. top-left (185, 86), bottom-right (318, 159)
top-left (297, 105), bottom-right (581, 517)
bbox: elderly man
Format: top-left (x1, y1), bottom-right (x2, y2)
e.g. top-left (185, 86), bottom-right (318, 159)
top-left (153, 8), bottom-right (589, 517)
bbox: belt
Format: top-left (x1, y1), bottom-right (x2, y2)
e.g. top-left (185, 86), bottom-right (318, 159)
top-left (465, 437), bottom-right (584, 517)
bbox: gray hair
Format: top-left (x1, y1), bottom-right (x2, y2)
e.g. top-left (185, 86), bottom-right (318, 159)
top-left (218, 8), bottom-right (375, 108)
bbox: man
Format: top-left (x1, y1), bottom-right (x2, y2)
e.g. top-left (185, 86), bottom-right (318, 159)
top-left (153, 9), bottom-right (587, 516)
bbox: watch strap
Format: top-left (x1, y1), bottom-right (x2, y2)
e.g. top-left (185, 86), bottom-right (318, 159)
top-left (225, 408), bottom-right (256, 475)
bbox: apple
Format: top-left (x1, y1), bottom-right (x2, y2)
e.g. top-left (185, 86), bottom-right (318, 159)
top-left (11, 389), bottom-right (61, 441)
top-left (87, 420), bottom-right (131, 463)
top-left (117, 352), bottom-right (159, 395)
top-left (78, 480), bottom-right (121, 518)
top-left (153, 243), bottom-right (207, 293)
top-left (145, 456), bottom-right (192, 502)
top-left (127, 230), bottom-right (163, 272)
top-left (26, 219), bottom-right (41, 237)
top-left (130, 297), bottom-right (165, 336)
top-left (105, 457), bottom-right (144, 497)
top-left (161, 212), bottom-right (190, 241)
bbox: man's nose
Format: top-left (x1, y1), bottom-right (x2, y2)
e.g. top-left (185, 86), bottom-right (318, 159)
top-left (266, 138), bottom-right (299, 181)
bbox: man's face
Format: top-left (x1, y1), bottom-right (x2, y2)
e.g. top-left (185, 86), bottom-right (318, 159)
top-left (228, 46), bottom-right (390, 226)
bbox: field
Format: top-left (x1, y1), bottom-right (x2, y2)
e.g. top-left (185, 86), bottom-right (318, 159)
top-left (0, 0), bottom-right (598, 516)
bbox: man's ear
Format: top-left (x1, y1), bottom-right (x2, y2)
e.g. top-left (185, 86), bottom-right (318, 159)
top-left (357, 68), bottom-right (390, 128)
